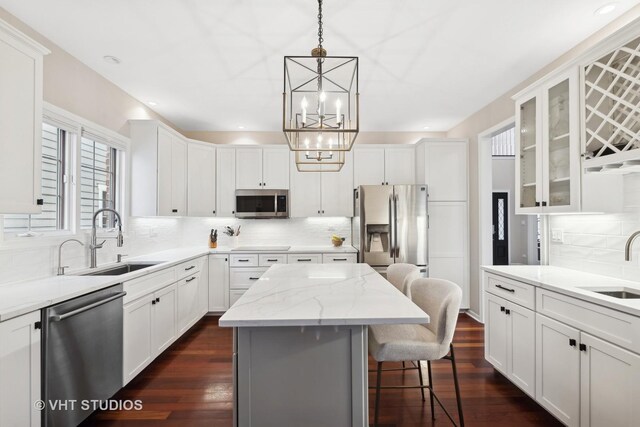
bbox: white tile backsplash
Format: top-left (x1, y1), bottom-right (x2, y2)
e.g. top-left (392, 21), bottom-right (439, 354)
top-left (549, 174), bottom-right (640, 280)
top-left (0, 216), bottom-right (351, 284)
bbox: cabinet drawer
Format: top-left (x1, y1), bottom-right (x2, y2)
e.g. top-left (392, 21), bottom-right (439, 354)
top-left (230, 254), bottom-right (259, 267)
top-left (124, 268), bottom-right (176, 304)
top-left (230, 267), bottom-right (268, 290)
top-left (537, 288), bottom-right (640, 354)
top-left (487, 274), bottom-right (535, 310)
top-left (230, 290), bottom-right (246, 307)
top-left (175, 256), bottom-right (206, 280)
top-left (259, 254), bottom-right (287, 267)
top-left (287, 254), bottom-right (322, 264)
top-left (322, 253), bottom-right (357, 263)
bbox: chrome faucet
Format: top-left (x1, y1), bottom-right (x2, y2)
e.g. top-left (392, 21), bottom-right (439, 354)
top-left (57, 238), bottom-right (84, 275)
top-left (90, 208), bottom-right (124, 268)
top-left (624, 230), bottom-right (640, 261)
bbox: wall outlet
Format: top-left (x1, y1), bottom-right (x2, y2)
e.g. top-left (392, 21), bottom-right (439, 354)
top-left (551, 228), bottom-right (564, 243)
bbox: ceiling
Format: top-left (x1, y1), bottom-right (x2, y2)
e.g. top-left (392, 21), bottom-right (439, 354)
top-left (0, 0), bottom-right (638, 132)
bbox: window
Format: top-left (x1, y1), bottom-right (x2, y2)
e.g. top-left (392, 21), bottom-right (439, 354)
top-left (3, 123), bottom-right (68, 233)
top-left (80, 137), bottom-right (119, 229)
top-left (491, 126), bottom-right (516, 157)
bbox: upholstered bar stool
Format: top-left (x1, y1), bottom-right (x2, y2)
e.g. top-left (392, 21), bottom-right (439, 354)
top-left (385, 263), bottom-right (421, 294)
top-left (368, 278), bottom-right (464, 427)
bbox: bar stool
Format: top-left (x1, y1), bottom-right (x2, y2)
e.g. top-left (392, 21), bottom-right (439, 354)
top-left (385, 263), bottom-right (420, 294)
top-left (368, 278), bottom-right (464, 426)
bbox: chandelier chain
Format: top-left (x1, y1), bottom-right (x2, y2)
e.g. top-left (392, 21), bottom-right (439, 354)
top-left (317, 0), bottom-right (323, 48)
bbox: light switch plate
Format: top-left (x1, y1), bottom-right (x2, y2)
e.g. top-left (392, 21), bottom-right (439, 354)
top-left (551, 228), bottom-right (564, 243)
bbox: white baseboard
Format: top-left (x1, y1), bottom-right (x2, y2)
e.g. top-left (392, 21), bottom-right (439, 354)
top-left (463, 309), bottom-right (483, 324)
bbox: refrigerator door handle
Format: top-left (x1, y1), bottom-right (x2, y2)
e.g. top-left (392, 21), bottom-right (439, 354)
top-left (388, 194), bottom-right (395, 259)
top-left (394, 194), bottom-right (399, 258)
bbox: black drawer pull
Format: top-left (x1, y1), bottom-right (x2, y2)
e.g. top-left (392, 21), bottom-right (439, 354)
top-left (495, 284), bottom-right (515, 293)
top-left (186, 277), bottom-right (196, 283)
top-left (297, 258), bottom-right (312, 262)
top-left (185, 265), bottom-right (196, 271)
top-left (267, 259), bottom-right (278, 262)
top-left (333, 258), bottom-right (348, 261)
top-left (238, 259), bottom-right (250, 262)
top-left (249, 277), bottom-right (260, 280)
top-left (172, 209), bottom-right (178, 213)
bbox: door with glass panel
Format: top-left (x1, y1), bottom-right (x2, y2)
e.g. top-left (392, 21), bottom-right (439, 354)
top-left (516, 93), bottom-right (542, 214)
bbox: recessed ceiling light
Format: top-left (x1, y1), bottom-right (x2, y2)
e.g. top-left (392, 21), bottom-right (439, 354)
top-left (423, 126), bottom-right (430, 130)
top-left (595, 2), bottom-right (617, 15)
top-left (147, 101), bottom-right (157, 106)
top-left (238, 126), bottom-right (245, 129)
top-left (103, 55), bottom-right (121, 65)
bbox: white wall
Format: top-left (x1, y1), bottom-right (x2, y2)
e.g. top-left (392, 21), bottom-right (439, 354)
top-left (0, 217), bottom-right (352, 285)
top-left (492, 157), bottom-right (529, 265)
top-left (548, 174), bottom-right (640, 280)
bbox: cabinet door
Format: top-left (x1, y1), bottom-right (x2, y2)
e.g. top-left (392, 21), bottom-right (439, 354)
top-left (171, 137), bottom-right (187, 216)
top-left (153, 284), bottom-right (178, 354)
top-left (485, 293), bottom-right (508, 374)
top-left (187, 143), bottom-right (216, 216)
top-left (535, 314), bottom-right (580, 427)
top-left (542, 70), bottom-right (580, 213)
top-left (236, 148), bottom-right (263, 190)
top-left (515, 93), bottom-right (544, 214)
top-left (262, 149), bottom-right (290, 189)
top-left (580, 333), bottom-right (640, 427)
top-left (209, 254), bottom-right (230, 312)
top-left (354, 148), bottom-right (385, 187)
top-left (0, 33), bottom-right (43, 214)
top-left (123, 294), bottom-right (154, 385)
top-left (290, 154), bottom-right (322, 217)
top-left (198, 257), bottom-right (209, 317)
top-left (178, 275), bottom-right (200, 335)
top-left (216, 148), bottom-right (236, 216)
top-left (508, 303), bottom-right (535, 397)
top-left (157, 128), bottom-right (173, 216)
top-left (321, 151), bottom-right (354, 216)
top-left (0, 311), bottom-right (40, 427)
top-left (422, 142), bottom-right (467, 201)
top-left (384, 148), bottom-right (415, 185)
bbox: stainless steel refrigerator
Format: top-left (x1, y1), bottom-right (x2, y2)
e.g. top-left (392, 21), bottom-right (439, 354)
top-left (353, 185), bottom-right (428, 276)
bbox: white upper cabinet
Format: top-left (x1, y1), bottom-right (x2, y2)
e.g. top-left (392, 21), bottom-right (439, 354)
top-left (0, 20), bottom-right (50, 214)
top-left (130, 121), bottom-right (188, 217)
top-left (187, 142), bottom-right (216, 217)
top-left (384, 148), bottom-right (415, 185)
top-left (514, 68), bottom-right (581, 214)
top-left (416, 139), bottom-right (468, 201)
top-left (236, 147), bottom-right (289, 190)
top-left (290, 160), bottom-right (321, 217)
top-left (216, 148), bottom-right (236, 217)
top-left (354, 148), bottom-right (385, 187)
top-left (321, 152), bottom-right (354, 217)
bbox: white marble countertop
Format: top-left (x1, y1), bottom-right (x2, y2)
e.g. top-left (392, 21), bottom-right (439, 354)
top-left (218, 263), bottom-right (429, 327)
top-left (482, 265), bottom-right (640, 317)
top-left (209, 245), bottom-right (358, 254)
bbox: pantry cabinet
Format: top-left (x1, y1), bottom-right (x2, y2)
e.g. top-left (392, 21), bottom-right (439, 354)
top-left (0, 311), bottom-right (41, 427)
top-left (236, 148), bottom-right (289, 190)
top-left (187, 142), bottom-right (216, 217)
top-left (216, 148), bottom-right (236, 216)
top-left (353, 146), bottom-right (415, 187)
top-left (415, 139), bottom-right (468, 202)
top-left (0, 20), bottom-right (49, 214)
top-left (514, 69), bottom-right (580, 214)
top-left (384, 148), bottom-right (416, 185)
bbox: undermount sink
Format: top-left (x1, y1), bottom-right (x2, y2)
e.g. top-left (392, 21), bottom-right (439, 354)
top-left (581, 287), bottom-right (640, 299)
top-left (82, 262), bottom-right (161, 276)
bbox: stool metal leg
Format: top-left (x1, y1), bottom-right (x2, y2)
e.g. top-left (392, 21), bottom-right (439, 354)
top-left (374, 361), bottom-right (383, 427)
top-left (427, 360), bottom-right (435, 419)
top-left (416, 361), bottom-right (425, 402)
top-left (449, 344), bottom-right (465, 427)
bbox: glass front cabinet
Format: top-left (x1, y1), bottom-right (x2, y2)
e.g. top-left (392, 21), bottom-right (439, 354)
top-left (515, 68), bottom-right (580, 214)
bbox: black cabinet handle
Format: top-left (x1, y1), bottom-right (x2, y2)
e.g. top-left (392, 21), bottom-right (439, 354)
top-left (232, 210), bottom-right (235, 214)
top-left (500, 306), bottom-right (505, 312)
top-left (385, 182), bottom-right (389, 185)
top-left (505, 309), bottom-right (511, 315)
top-left (267, 259), bottom-right (278, 262)
top-left (185, 265), bottom-right (196, 271)
top-left (34, 321), bottom-right (42, 330)
top-left (186, 277), bottom-right (196, 283)
top-left (535, 201), bottom-right (540, 207)
top-left (249, 277), bottom-right (260, 280)
top-left (36, 198), bottom-right (44, 206)
top-left (579, 343), bottom-right (587, 352)
top-left (333, 258), bottom-right (348, 261)
top-left (172, 209), bottom-right (178, 213)
top-left (317, 210), bottom-right (321, 214)
top-left (495, 284), bottom-right (515, 293)
top-left (542, 201), bottom-right (547, 207)
top-left (213, 210), bottom-right (216, 214)
top-left (297, 258), bottom-right (312, 262)
top-left (322, 210), bottom-right (325, 214)
top-left (152, 300), bottom-right (156, 305)
top-left (238, 259), bottom-right (250, 262)
top-left (156, 297), bottom-right (160, 303)
top-left (569, 339), bottom-right (577, 347)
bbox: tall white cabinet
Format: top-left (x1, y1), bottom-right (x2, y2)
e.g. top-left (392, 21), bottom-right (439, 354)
top-left (0, 19), bottom-right (50, 214)
top-left (216, 148), bottom-right (236, 216)
top-left (187, 141), bottom-right (216, 217)
top-left (416, 139), bottom-right (469, 308)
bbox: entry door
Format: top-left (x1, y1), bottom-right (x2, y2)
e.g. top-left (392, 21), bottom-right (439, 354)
top-left (492, 192), bottom-right (509, 265)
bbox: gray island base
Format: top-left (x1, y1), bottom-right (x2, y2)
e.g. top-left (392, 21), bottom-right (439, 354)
top-left (219, 264), bottom-right (429, 427)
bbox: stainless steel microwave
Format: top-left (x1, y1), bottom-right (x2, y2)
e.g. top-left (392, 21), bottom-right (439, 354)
top-left (235, 189), bottom-right (289, 218)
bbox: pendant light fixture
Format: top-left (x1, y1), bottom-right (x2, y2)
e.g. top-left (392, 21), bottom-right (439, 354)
top-left (283, 0), bottom-right (359, 172)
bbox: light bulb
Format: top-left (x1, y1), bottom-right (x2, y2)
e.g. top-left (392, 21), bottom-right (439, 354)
top-left (301, 97), bottom-right (308, 125)
top-left (318, 91), bottom-right (326, 117)
top-left (335, 99), bottom-right (342, 125)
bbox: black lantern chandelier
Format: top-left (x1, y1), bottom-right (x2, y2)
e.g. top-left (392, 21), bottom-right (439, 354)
top-left (283, 0), bottom-right (359, 172)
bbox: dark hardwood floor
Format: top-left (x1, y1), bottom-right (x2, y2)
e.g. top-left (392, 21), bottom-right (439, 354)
top-left (82, 314), bottom-right (562, 427)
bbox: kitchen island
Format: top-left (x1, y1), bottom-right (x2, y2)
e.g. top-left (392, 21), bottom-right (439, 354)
top-left (219, 263), bottom-right (429, 427)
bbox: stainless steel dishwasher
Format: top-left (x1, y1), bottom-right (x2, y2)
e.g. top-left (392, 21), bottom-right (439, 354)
top-left (42, 284), bottom-right (126, 427)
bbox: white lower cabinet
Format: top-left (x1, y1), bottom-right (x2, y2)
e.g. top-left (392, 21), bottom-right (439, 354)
top-left (177, 274), bottom-right (200, 335)
top-left (123, 284), bottom-right (178, 385)
top-left (209, 255), bottom-right (230, 312)
top-left (485, 292), bottom-right (535, 397)
top-left (536, 314), bottom-right (581, 427)
top-left (0, 311), bottom-right (41, 427)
